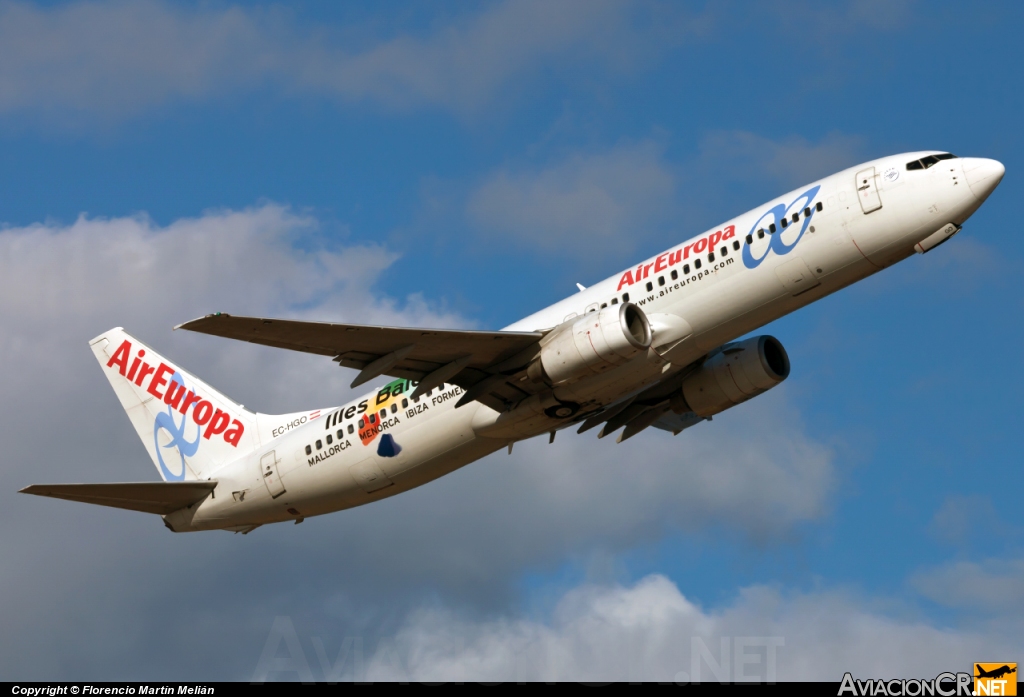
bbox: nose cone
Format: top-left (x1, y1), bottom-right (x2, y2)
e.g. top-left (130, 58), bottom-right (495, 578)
top-left (963, 158), bottom-right (1005, 202)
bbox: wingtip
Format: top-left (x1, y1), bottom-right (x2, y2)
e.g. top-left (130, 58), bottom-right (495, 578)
top-left (174, 313), bottom-right (228, 331)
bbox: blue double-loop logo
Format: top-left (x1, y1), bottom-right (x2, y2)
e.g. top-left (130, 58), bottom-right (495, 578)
top-left (153, 371), bottom-right (200, 481)
top-left (742, 184), bottom-right (821, 269)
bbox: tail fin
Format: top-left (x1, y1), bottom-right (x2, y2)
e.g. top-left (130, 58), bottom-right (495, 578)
top-left (90, 328), bottom-right (258, 481)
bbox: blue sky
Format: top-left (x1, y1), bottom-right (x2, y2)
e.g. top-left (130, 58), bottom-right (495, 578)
top-left (0, 0), bottom-right (1021, 681)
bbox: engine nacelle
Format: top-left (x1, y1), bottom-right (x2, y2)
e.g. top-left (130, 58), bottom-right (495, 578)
top-left (534, 303), bottom-right (652, 385)
top-left (678, 335), bottom-right (790, 417)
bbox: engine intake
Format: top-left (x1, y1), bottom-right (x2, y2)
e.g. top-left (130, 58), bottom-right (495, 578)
top-left (678, 335), bottom-right (790, 417)
top-left (534, 303), bottom-right (652, 385)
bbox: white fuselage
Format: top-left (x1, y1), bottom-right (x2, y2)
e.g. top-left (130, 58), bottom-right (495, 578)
top-left (165, 152), bottom-right (1003, 532)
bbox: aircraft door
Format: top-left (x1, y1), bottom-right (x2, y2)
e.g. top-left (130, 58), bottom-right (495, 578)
top-left (260, 450), bottom-right (286, 499)
top-left (856, 167), bottom-right (882, 214)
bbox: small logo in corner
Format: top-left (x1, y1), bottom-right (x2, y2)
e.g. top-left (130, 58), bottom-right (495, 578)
top-left (975, 663), bottom-right (1017, 696)
top-left (883, 166), bottom-right (900, 182)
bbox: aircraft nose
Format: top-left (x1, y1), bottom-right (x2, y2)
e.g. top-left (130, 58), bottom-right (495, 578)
top-left (962, 157), bottom-right (1005, 201)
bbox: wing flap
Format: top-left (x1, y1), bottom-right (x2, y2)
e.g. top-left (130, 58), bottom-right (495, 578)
top-left (20, 481), bottom-right (217, 515)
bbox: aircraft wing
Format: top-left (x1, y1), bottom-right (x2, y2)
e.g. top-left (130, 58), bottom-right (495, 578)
top-left (19, 481), bottom-right (217, 515)
top-left (177, 313), bottom-right (546, 411)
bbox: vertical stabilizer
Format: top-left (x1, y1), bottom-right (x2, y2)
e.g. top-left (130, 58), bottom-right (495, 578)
top-left (90, 328), bottom-right (259, 481)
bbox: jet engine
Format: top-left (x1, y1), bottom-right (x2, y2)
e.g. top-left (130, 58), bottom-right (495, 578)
top-left (531, 303), bottom-right (652, 385)
top-left (675, 335), bottom-right (790, 417)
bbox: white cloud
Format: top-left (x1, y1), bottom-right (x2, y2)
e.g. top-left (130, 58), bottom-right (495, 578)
top-left (460, 131), bottom-right (863, 261)
top-left (0, 0), bottom-right (688, 121)
top-left (295, 0), bottom-right (667, 111)
top-left (928, 494), bottom-right (1003, 547)
top-left (0, 0), bottom-right (274, 116)
top-left (466, 141), bottom-right (675, 257)
top-left (694, 130), bottom-right (865, 191)
top-left (911, 558), bottom-right (1024, 615)
top-left (0, 1), bottom-right (924, 124)
top-left (0, 203), bottom-right (465, 440)
top-left (256, 574), bottom-right (1022, 682)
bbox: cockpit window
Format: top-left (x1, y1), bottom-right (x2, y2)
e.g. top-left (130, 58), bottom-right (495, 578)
top-left (906, 153), bottom-right (957, 171)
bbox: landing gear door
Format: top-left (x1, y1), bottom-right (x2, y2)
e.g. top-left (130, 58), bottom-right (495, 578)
top-left (856, 167), bottom-right (882, 214)
top-left (774, 257), bottom-right (821, 296)
top-left (349, 458), bottom-right (393, 494)
top-left (260, 450), bottom-right (286, 499)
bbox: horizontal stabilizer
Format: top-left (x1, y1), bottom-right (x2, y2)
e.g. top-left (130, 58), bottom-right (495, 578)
top-left (19, 481), bottom-right (217, 515)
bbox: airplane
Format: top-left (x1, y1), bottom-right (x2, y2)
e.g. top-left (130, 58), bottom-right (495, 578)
top-left (20, 152), bottom-right (1005, 533)
top-left (976, 665), bottom-right (1016, 680)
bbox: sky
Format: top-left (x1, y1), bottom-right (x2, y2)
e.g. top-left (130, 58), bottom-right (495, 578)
top-left (0, 0), bottom-right (1022, 682)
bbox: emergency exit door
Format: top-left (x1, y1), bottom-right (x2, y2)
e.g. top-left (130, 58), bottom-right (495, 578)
top-left (260, 450), bottom-right (286, 499)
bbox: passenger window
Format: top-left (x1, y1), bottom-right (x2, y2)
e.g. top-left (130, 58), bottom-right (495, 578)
top-left (622, 293), bottom-right (629, 302)
top-left (348, 424), bottom-right (354, 434)
top-left (326, 434), bottom-right (333, 445)
top-left (780, 218), bottom-right (788, 228)
top-left (390, 404), bottom-right (397, 414)
top-left (816, 201), bottom-right (823, 211)
top-left (380, 410), bottom-right (386, 419)
top-left (732, 240), bottom-right (740, 251)
top-left (720, 246), bottom-right (727, 256)
top-left (792, 213), bottom-right (799, 223)
top-left (369, 414), bottom-right (376, 424)
top-left (683, 264), bottom-right (690, 274)
top-left (316, 440), bottom-right (322, 450)
top-left (438, 383), bottom-right (445, 391)
top-left (337, 430), bottom-right (343, 440)
top-left (658, 276), bottom-right (665, 286)
top-left (358, 418), bottom-right (364, 428)
top-left (695, 259), bottom-right (702, 269)
top-left (769, 223), bottom-right (776, 233)
top-left (611, 297), bottom-right (618, 305)
top-left (601, 303), bottom-right (607, 309)
top-left (305, 445), bottom-right (312, 456)
top-left (906, 160), bottom-right (923, 170)
top-left (708, 252), bottom-right (715, 262)
top-left (646, 281), bottom-right (653, 291)
top-left (671, 269), bottom-right (678, 280)
top-left (746, 234), bottom-right (753, 244)
top-left (402, 398), bottom-right (408, 408)
top-left (804, 207), bottom-right (811, 217)
top-left (757, 229), bottom-right (764, 239)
